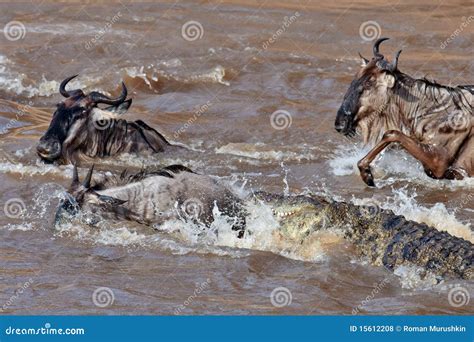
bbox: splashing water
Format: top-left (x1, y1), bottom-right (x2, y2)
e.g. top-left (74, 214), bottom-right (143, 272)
top-left (329, 144), bottom-right (474, 189)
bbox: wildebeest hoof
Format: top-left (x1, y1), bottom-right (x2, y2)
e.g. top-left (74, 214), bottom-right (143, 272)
top-left (358, 166), bottom-right (375, 187)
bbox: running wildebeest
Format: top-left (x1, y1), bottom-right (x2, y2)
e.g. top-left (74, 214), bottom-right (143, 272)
top-left (37, 75), bottom-right (176, 164)
top-left (335, 38), bottom-right (473, 186)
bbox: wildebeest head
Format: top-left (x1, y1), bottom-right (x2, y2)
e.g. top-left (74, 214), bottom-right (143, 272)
top-left (335, 38), bottom-right (402, 136)
top-left (55, 164), bottom-right (127, 225)
top-left (37, 75), bottom-right (131, 162)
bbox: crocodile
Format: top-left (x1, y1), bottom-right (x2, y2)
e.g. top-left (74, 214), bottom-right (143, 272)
top-left (55, 165), bottom-right (473, 280)
top-left (253, 191), bottom-right (473, 280)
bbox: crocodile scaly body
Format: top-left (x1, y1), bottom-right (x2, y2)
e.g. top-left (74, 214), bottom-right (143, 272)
top-left (253, 191), bottom-right (474, 280)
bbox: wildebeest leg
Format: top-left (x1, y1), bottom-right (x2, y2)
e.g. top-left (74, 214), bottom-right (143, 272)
top-left (357, 130), bottom-right (450, 186)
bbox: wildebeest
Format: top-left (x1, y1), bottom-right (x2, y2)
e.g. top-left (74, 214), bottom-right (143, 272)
top-left (55, 164), bottom-right (247, 237)
top-left (37, 75), bottom-right (176, 164)
top-left (335, 38), bottom-right (473, 186)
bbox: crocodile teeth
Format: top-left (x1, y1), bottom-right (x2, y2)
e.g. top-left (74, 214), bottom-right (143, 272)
top-left (274, 211), bottom-right (295, 218)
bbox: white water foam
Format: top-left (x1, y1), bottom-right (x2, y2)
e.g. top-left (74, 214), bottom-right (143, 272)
top-left (329, 144), bottom-right (474, 189)
top-left (216, 142), bottom-right (318, 161)
top-left (0, 160), bottom-right (72, 177)
top-left (352, 189), bottom-right (473, 243)
top-left (0, 55), bottom-right (104, 97)
top-left (393, 265), bottom-right (440, 290)
top-left (124, 64), bottom-right (230, 88)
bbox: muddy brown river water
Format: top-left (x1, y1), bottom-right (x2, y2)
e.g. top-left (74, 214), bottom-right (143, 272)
top-left (0, 1), bottom-right (473, 315)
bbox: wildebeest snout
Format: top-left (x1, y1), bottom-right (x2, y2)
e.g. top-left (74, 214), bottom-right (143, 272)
top-left (334, 107), bottom-right (348, 133)
top-left (36, 137), bottom-right (61, 161)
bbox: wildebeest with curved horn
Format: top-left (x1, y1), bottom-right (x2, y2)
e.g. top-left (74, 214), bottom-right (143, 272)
top-left (37, 75), bottom-right (176, 164)
top-left (335, 38), bottom-right (473, 186)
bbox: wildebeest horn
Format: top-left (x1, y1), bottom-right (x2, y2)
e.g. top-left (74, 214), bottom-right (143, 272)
top-left (373, 37), bottom-right (389, 59)
top-left (88, 82), bottom-right (127, 105)
top-left (377, 49), bottom-right (402, 72)
top-left (390, 49), bottom-right (402, 71)
top-left (60, 75), bottom-right (79, 98)
top-left (72, 164), bottom-right (80, 187)
top-left (83, 164), bottom-right (94, 188)
top-left (358, 52), bottom-right (369, 64)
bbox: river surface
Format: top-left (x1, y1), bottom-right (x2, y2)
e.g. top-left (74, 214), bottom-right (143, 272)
top-left (0, 1), bottom-right (473, 315)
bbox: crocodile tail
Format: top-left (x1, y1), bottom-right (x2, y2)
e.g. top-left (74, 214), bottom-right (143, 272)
top-left (380, 213), bottom-right (474, 280)
top-left (329, 202), bottom-right (473, 280)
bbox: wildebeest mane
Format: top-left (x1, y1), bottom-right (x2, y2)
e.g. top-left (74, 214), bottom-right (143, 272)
top-left (393, 72), bottom-right (473, 114)
top-left (62, 115), bottom-right (171, 163)
top-left (93, 164), bottom-right (194, 190)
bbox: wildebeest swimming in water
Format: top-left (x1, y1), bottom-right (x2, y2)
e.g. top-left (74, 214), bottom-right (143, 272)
top-left (56, 164), bottom-right (473, 280)
top-left (335, 38), bottom-right (473, 186)
top-left (55, 164), bottom-right (248, 238)
top-left (37, 75), bottom-right (179, 164)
